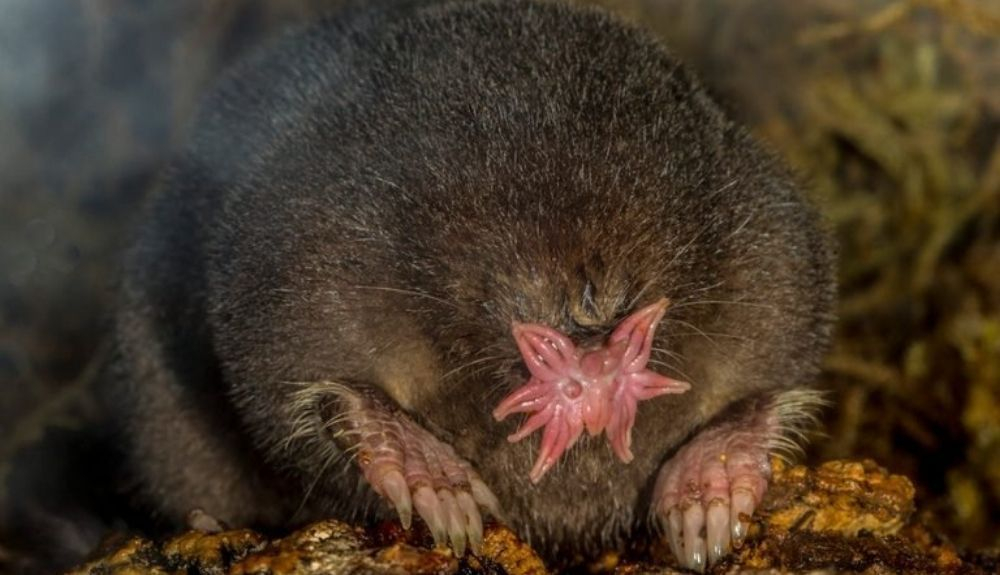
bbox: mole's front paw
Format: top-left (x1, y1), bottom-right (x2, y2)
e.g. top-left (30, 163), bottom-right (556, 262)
top-left (651, 429), bottom-right (771, 572)
top-left (350, 410), bottom-right (501, 556)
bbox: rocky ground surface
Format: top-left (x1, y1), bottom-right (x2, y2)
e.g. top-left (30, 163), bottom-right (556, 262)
top-left (68, 460), bottom-right (997, 575)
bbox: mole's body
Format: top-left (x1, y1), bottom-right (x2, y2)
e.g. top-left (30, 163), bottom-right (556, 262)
top-left (110, 0), bottom-right (834, 569)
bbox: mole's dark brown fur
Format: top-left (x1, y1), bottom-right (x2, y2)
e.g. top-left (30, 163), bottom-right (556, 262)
top-left (107, 0), bottom-right (835, 565)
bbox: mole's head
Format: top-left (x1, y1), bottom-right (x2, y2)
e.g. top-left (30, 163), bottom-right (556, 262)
top-left (406, 188), bottom-right (750, 546)
top-left (418, 174), bottom-right (740, 467)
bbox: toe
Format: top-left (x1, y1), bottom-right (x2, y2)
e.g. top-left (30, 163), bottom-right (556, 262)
top-left (730, 488), bottom-right (755, 547)
top-left (706, 500), bottom-right (731, 565)
top-left (380, 470), bottom-right (413, 529)
top-left (456, 491), bottom-right (484, 555)
top-left (682, 504), bottom-right (706, 573)
top-left (470, 477), bottom-right (503, 520)
top-left (413, 485), bottom-right (447, 546)
top-left (438, 489), bottom-right (467, 556)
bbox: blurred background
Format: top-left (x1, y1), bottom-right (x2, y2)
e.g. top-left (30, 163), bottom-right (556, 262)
top-left (0, 0), bottom-right (997, 561)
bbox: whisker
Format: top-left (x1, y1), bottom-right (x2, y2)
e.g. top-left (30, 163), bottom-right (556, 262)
top-left (468, 362), bottom-right (506, 382)
top-left (647, 359), bottom-right (698, 388)
top-left (651, 345), bottom-right (687, 364)
top-left (321, 414), bottom-right (353, 433)
top-left (660, 318), bottom-right (723, 350)
top-left (670, 279), bottom-right (726, 299)
top-left (626, 278), bottom-right (658, 311)
top-left (667, 330), bottom-right (751, 342)
top-left (351, 285), bottom-right (458, 310)
top-left (670, 299), bottom-right (779, 313)
top-left (486, 360), bottom-right (524, 400)
top-left (664, 226), bottom-right (707, 270)
top-left (441, 355), bottom-right (504, 381)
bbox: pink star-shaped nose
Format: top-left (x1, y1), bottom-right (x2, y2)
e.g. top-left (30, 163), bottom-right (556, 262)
top-left (492, 298), bottom-right (690, 483)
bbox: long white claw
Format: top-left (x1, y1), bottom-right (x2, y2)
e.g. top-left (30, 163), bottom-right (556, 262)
top-left (457, 491), bottom-right (484, 555)
top-left (438, 489), bottom-right (466, 556)
top-left (470, 478), bottom-right (503, 520)
top-left (731, 489), bottom-right (755, 547)
top-left (667, 507), bottom-right (684, 563)
top-left (690, 536), bottom-right (707, 573)
top-left (381, 470), bottom-right (413, 529)
top-left (683, 505), bottom-right (706, 573)
top-left (413, 486), bottom-right (447, 546)
top-left (706, 501), bottom-right (731, 565)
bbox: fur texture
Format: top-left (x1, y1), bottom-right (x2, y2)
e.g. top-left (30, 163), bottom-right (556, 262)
top-left (108, 0), bottom-right (835, 558)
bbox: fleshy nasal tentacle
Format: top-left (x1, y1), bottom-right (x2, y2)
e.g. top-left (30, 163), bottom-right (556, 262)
top-left (492, 377), bottom-right (551, 420)
top-left (529, 407), bottom-right (585, 483)
top-left (582, 382), bottom-right (611, 435)
top-left (625, 371), bottom-right (691, 400)
top-left (529, 411), bottom-right (564, 481)
top-left (495, 298), bottom-right (690, 481)
top-left (606, 386), bottom-right (639, 462)
top-left (610, 298), bottom-right (670, 373)
top-left (507, 401), bottom-right (556, 442)
top-left (511, 322), bottom-right (577, 380)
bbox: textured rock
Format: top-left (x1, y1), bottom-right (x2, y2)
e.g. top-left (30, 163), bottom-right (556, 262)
top-left (69, 459), bottom-right (998, 575)
top-left (69, 521), bottom-right (540, 575)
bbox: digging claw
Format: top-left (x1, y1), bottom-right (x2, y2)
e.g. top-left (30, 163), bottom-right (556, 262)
top-left (414, 486), bottom-right (447, 546)
top-left (457, 492), bottom-right (484, 554)
top-left (471, 478), bottom-right (503, 521)
top-left (439, 490), bottom-right (466, 555)
top-left (381, 470), bottom-right (413, 529)
top-left (682, 504), bottom-right (706, 572)
top-left (706, 501), bottom-right (731, 564)
top-left (731, 488), bottom-right (755, 546)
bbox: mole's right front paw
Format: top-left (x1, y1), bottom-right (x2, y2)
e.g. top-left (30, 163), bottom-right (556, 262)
top-left (349, 410), bottom-right (502, 556)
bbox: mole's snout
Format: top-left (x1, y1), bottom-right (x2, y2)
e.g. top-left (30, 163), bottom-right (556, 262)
top-left (493, 299), bottom-right (690, 483)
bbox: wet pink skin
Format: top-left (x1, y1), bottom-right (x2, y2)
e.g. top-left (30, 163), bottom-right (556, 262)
top-left (493, 298), bottom-right (690, 482)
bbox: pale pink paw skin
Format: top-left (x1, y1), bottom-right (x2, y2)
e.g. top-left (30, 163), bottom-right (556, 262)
top-left (652, 426), bottom-right (771, 573)
top-left (344, 405), bottom-right (501, 556)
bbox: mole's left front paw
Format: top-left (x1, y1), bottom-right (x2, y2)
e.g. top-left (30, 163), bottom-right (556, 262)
top-left (651, 429), bottom-right (771, 572)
